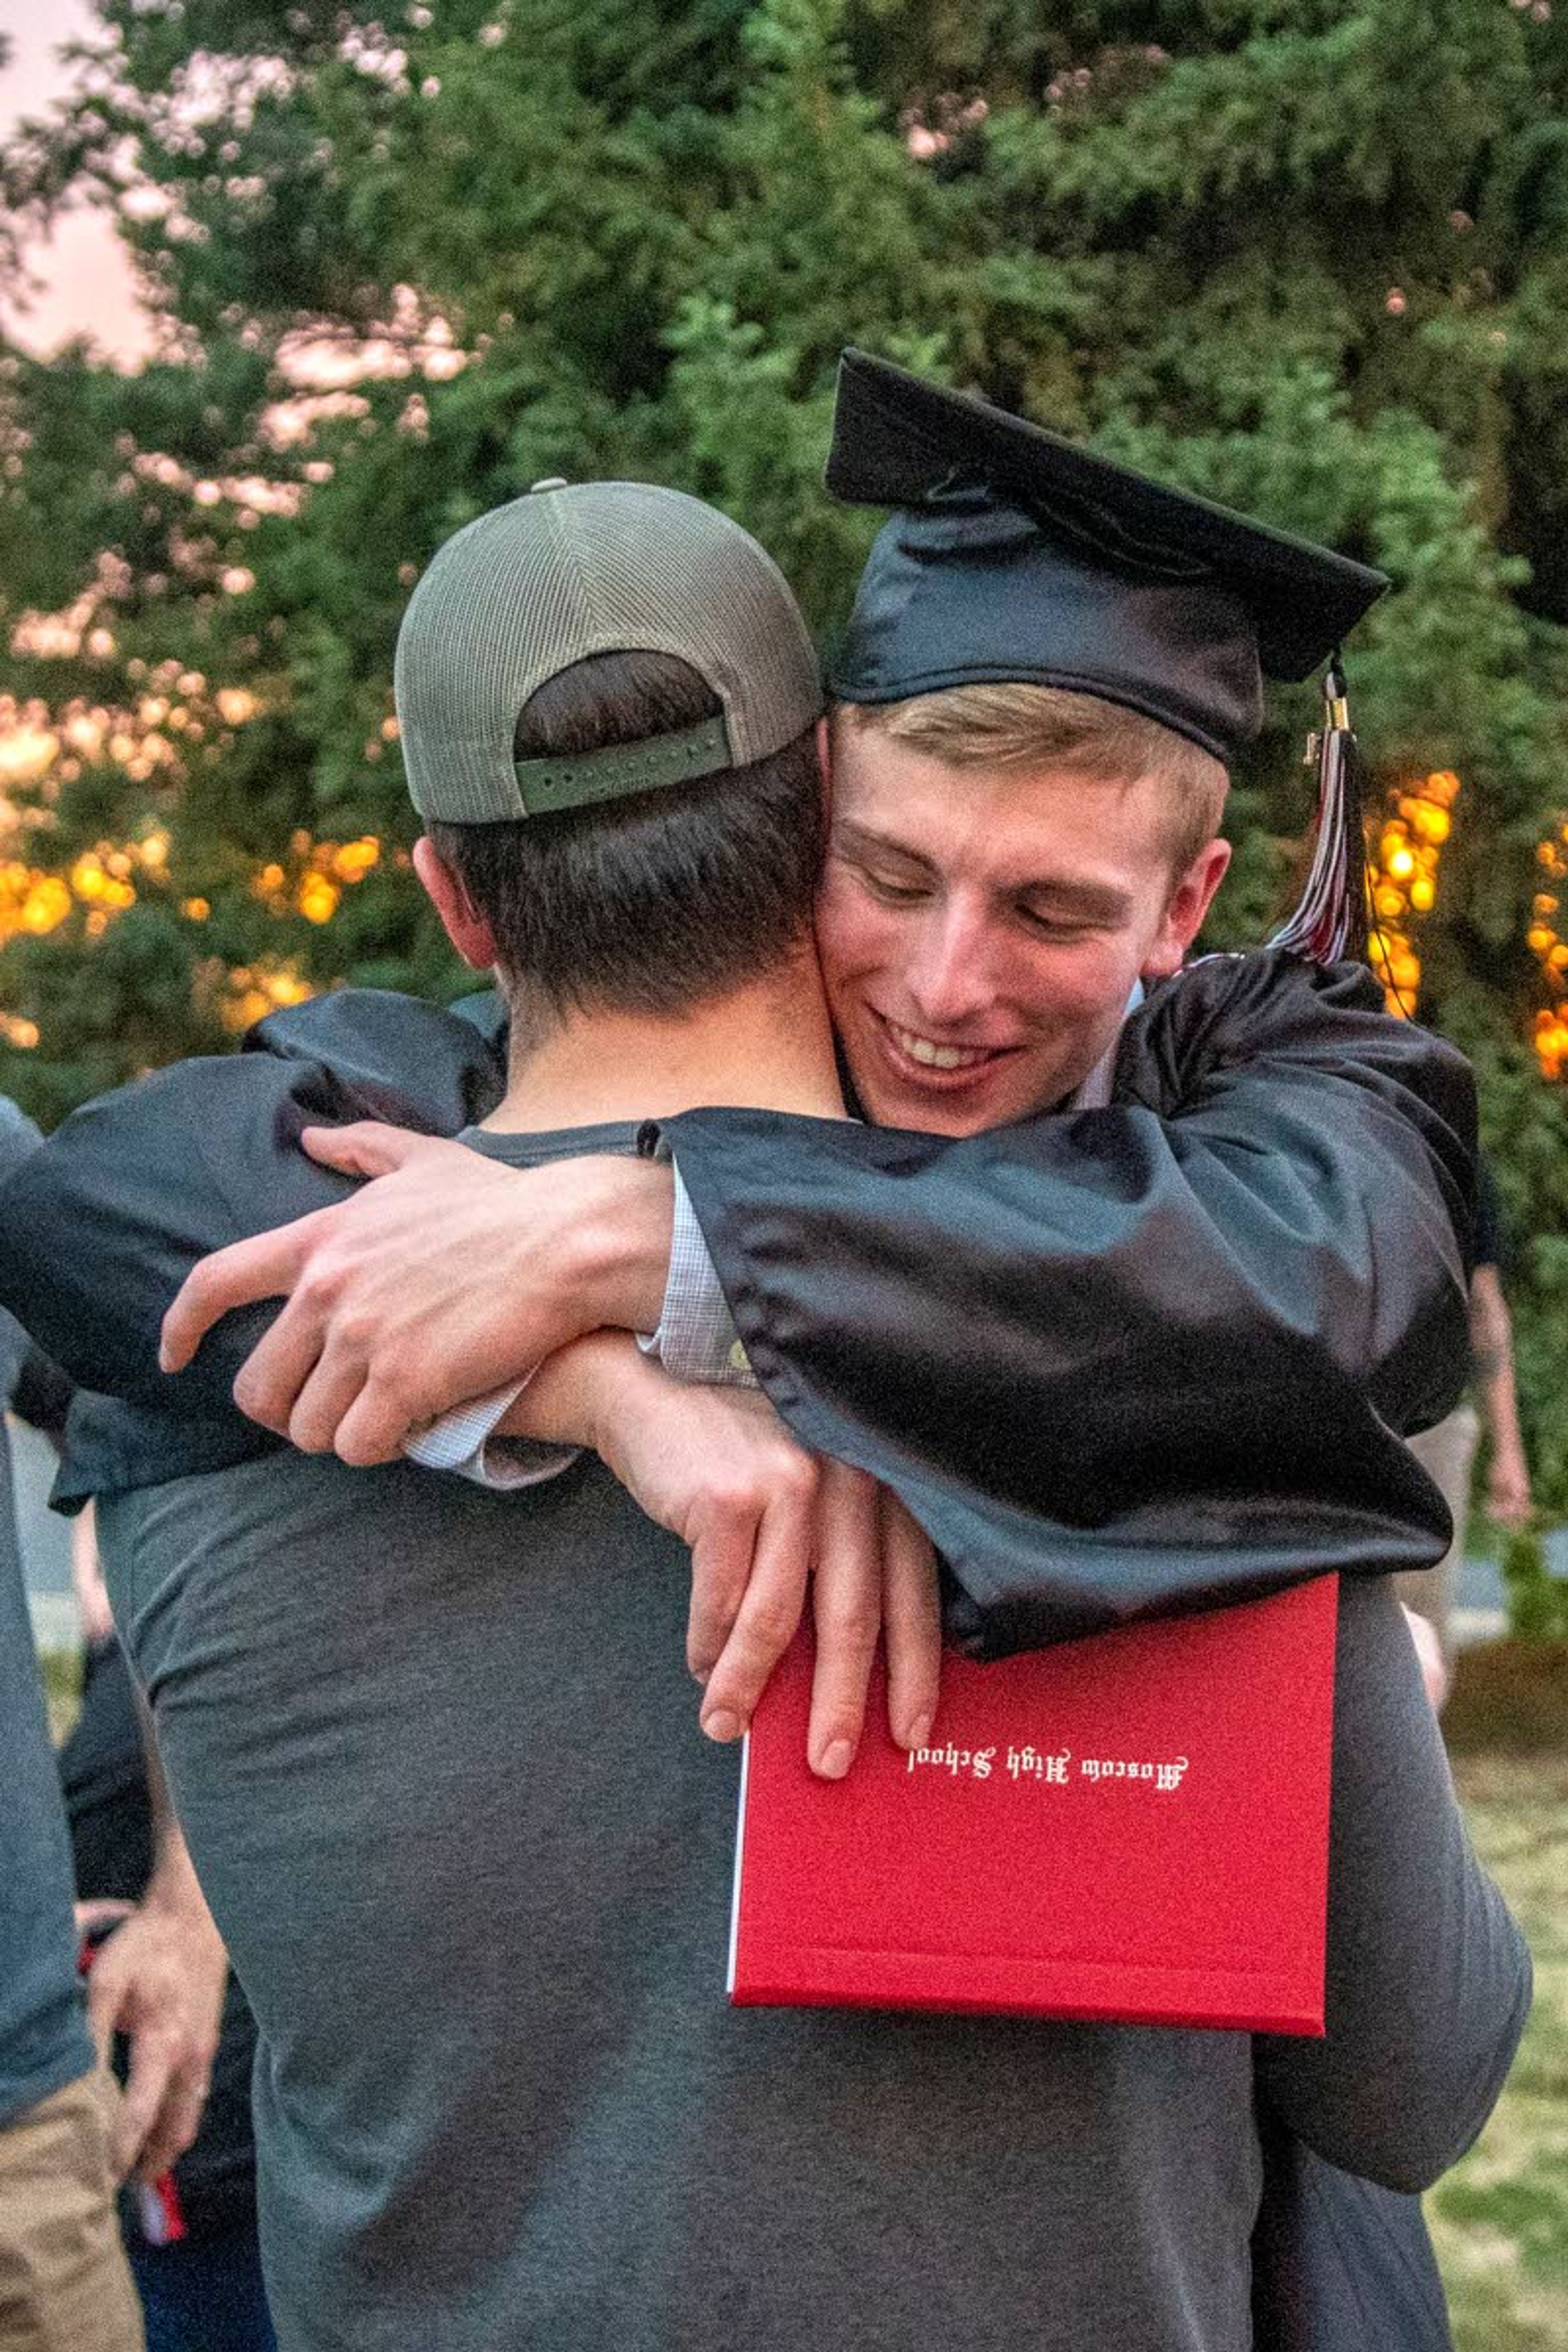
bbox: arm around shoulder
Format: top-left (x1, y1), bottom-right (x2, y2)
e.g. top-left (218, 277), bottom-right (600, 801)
top-left (664, 954), bottom-right (1479, 1650)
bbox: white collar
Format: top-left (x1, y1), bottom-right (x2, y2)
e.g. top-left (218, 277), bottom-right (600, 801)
top-left (1067, 979), bottom-right (1145, 1111)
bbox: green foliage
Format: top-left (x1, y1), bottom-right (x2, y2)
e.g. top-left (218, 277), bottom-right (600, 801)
top-left (1501, 1527), bottom-right (1568, 1643)
top-left (2, 0), bottom-right (1567, 1443)
top-left (1430, 1754), bottom-right (1568, 2348)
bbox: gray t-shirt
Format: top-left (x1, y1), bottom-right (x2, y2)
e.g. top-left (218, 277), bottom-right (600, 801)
top-left (98, 1122), bottom-right (1529, 2352)
top-left (0, 1098), bottom-right (95, 2127)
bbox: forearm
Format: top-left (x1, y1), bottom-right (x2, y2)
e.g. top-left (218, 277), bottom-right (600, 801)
top-left (495, 1328), bottom-right (658, 1451)
top-left (1470, 1268), bottom-right (1528, 1465)
top-left (558, 1159), bottom-right (675, 1344)
top-left (1479, 1359), bottom-right (1528, 1470)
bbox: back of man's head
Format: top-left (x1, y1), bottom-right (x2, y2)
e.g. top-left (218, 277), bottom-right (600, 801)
top-left (396, 481), bottom-right (825, 1024)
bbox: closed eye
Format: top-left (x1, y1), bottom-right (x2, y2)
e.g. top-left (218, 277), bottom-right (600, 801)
top-left (864, 873), bottom-right (931, 904)
top-left (838, 854), bottom-right (931, 905)
top-left (1017, 905), bottom-right (1097, 940)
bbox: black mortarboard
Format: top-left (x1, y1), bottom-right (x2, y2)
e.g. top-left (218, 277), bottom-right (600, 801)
top-left (826, 349), bottom-right (1391, 963)
top-left (826, 349), bottom-right (1388, 769)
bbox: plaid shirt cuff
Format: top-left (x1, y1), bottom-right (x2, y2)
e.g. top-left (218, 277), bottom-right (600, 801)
top-left (404, 1375), bottom-right (581, 1490)
top-left (639, 1154), bottom-right (757, 1389)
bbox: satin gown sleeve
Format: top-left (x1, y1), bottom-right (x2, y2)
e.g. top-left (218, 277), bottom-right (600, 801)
top-left (662, 952), bottom-right (1477, 1656)
top-left (0, 991), bottom-right (507, 1496)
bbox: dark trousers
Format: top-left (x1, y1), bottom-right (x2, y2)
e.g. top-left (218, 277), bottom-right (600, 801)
top-left (128, 2224), bottom-right (276, 2352)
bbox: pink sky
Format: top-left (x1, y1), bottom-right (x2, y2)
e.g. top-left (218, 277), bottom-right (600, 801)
top-left (0, 0), bottom-right (150, 363)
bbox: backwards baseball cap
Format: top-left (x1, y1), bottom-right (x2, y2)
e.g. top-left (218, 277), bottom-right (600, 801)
top-left (826, 349), bottom-right (1388, 768)
top-left (396, 479), bottom-right (824, 824)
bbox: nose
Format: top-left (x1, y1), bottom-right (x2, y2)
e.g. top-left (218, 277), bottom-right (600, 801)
top-left (902, 898), bottom-right (996, 1032)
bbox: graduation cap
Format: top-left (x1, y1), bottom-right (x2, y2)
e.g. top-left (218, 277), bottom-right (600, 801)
top-left (826, 349), bottom-right (1390, 962)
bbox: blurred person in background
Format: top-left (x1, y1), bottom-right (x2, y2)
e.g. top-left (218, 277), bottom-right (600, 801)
top-left (0, 1097), bottom-right (225, 2352)
top-left (1397, 1152), bottom-right (1533, 1693)
top-left (58, 1509), bottom-right (275, 2352)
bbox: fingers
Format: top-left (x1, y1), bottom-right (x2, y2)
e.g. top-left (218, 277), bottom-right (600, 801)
top-left (880, 1488), bottom-right (941, 1752)
top-left (74, 1898), bottom-right (135, 1941)
top-left (133, 2052), bottom-right (212, 2184)
top-left (83, 1902), bottom-right (225, 2185)
top-left (225, 1260), bottom-right (409, 1459)
top-left (170, 1249), bottom-right (446, 1466)
top-left (229, 1295), bottom-right (331, 1437)
top-left (689, 1460), bottom-right (942, 1782)
top-left (332, 1371), bottom-right (430, 1467)
top-left (686, 1510), bottom-right (757, 1693)
top-left (85, 1942), bottom-right (166, 2180)
top-left (805, 1462), bottom-right (883, 1780)
top-left (300, 1121), bottom-right (430, 1180)
top-left (86, 1946), bottom-right (122, 2073)
top-left (113, 2031), bottom-right (210, 2183)
top-left (160, 1211), bottom-right (334, 1372)
top-left (698, 1460), bottom-right (815, 1748)
top-left (112, 2031), bottom-right (175, 2180)
top-left (286, 1333), bottom-right (375, 1457)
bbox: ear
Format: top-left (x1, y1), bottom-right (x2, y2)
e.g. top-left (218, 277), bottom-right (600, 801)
top-left (412, 835), bottom-right (501, 971)
top-left (1141, 838), bottom-right (1232, 981)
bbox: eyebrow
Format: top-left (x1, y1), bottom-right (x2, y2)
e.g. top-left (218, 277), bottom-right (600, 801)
top-left (831, 820), bottom-right (937, 875)
top-left (831, 819), bottom-right (1135, 924)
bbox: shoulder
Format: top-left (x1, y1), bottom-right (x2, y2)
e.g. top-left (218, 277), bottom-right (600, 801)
top-left (1125, 949), bottom-right (1389, 1071)
top-left (1115, 951), bottom-right (1475, 1139)
top-left (10, 989), bottom-right (508, 1208)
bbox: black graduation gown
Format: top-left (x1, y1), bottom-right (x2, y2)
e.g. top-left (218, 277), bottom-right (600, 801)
top-left (663, 949), bottom-right (1476, 1654)
top-left (0, 950), bottom-right (1472, 1659)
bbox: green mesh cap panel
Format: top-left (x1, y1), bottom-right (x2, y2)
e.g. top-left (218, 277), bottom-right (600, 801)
top-left (395, 481), bottom-right (824, 823)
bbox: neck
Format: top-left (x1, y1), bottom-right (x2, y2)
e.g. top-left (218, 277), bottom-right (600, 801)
top-left (484, 945), bottom-right (846, 1131)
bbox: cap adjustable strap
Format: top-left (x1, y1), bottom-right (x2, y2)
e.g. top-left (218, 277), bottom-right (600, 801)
top-left (512, 716), bottom-right (733, 815)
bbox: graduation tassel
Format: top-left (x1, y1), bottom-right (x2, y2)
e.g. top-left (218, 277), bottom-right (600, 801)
top-left (1267, 653), bottom-right (1370, 967)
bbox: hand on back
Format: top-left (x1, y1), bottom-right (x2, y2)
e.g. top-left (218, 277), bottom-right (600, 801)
top-left (513, 1335), bottom-right (942, 1780)
top-left (607, 1376), bottom-right (940, 1779)
top-left (163, 1119), bottom-right (942, 1774)
top-left (160, 1122), bottom-right (666, 1463)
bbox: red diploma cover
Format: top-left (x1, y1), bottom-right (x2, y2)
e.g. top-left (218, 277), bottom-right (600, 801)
top-left (730, 1573), bottom-right (1338, 2034)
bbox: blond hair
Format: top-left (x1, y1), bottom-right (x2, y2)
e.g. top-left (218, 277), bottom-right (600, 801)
top-left (832, 684), bottom-right (1229, 876)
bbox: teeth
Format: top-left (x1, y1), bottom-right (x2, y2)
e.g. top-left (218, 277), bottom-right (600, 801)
top-left (891, 1024), bottom-right (993, 1071)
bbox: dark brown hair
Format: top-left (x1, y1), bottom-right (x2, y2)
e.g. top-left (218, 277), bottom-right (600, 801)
top-left (428, 650), bottom-right (823, 1024)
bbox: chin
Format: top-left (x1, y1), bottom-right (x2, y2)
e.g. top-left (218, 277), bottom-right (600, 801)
top-left (881, 1096), bottom-right (987, 1138)
top-left (852, 1072), bottom-right (1021, 1138)
top-left (859, 1054), bottom-right (1093, 1136)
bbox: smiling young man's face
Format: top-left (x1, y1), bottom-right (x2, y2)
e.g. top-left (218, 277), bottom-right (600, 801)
top-left (814, 721), bottom-right (1231, 1136)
